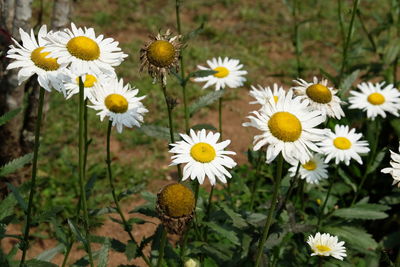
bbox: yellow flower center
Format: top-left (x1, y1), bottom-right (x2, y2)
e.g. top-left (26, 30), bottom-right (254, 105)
top-left (315, 245), bottom-right (331, 253)
top-left (67, 36), bottom-right (100, 61)
top-left (316, 198), bottom-right (322, 205)
top-left (190, 142), bottom-right (216, 163)
top-left (75, 74), bottom-right (97, 88)
top-left (333, 137), bottom-right (352, 150)
top-left (302, 160), bottom-right (317, 171)
top-left (30, 47), bottom-right (60, 71)
top-left (147, 40), bottom-right (175, 67)
top-left (268, 112), bottom-right (302, 142)
top-left (273, 96), bottom-right (279, 103)
top-left (306, 84), bottom-right (332, 104)
top-left (213, 66), bottom-right (230, 78)
top-left (104, 94), bottom-right (128, 113)
top-left (158, 183), bottom-right (195, 217)
top-left (367, 92), bottom-right (385, 105)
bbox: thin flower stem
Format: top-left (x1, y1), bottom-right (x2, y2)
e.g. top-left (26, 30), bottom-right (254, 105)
top-left (338, 0), bottom-right (360, 88)
top-left (175, 0), bottom-right (189, 133)
top-left (316, 165), bottom-right (337, 232)
top-left (160, 81), bottom-right (182, 178)
top-left (203, 185), bottom-right (215, 242)
top-left (219, 97), bottom-right (223, 140)
top-left (157, 227), bottom-right (168, 267)
top-left (254, 154), bottom-right (284, 267)
top-left (19, 87), bottom-right (45, 267)
top-left (352, 119), bottom-right (381, 205)
top-left (61, 242), bottom-right (73, 267)
top-left (78, 77), bottom-right (94, 267)
top-left (249, 151), bottom-right (264, 211)
top-left (276, 162), bottom-right (300, 217)
top-left (106, 121), bottom-right (153, 267)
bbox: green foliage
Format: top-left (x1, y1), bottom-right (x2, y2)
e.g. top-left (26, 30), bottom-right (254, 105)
top-left (189, 90), bottom-right (225, 116)
top-left (0, 153), bottom-right (33, 177)
top-left (332, 203), bottom-right (390, 220)
top-left (0, 108), bottom-right (21, 127)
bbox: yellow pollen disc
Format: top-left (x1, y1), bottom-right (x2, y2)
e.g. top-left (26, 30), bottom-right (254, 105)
top-left (268, 112), bottom-right (302, 142)
top-left (30, 47), bottom-right (60, 71)
top-left (306, 84), bottom-right (332, 104)
top-left (316, 198), bottom-right (322, 205)
top-left (104, 94), bottom-right (128, 113)
top-left (158, 183), bottom-right (195, 217)
top-left (190, 142), bottom-right (216, 163)
top-left (147, 40), bottom-right (175, 67)
top-left (367, 92), bottom-right (385, 105)
top-left (273, 96), bottom-right (279, 103)
top-left (67, 36), bottom-right (100, 61)
top-left (76, 74), bottom-right (97, 88)
top-left (333, 137), bottom-right (352, 150)
top-left (315, 245), bottom-right (331, 253)
top-left (302, 160), bottom-right (317, 171)
top-left (213, 66), bottom-right (230, 78)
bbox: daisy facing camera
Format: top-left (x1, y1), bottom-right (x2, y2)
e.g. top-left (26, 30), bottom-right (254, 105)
top-left (156, 183), bottom-right (195, 234)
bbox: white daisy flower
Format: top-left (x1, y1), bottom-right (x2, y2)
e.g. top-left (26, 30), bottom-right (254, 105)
top-left (318, 125), bottom-right (369, 165)
top-left (249, 83), bottom-right (286, 107)
top-left (292, 77), bottom-right (345, 120)
top-left (6, 25), bottom-right (68, 93)
top-left (64, 71), bottom-right (110, 100)
top-left (44, 22), bottom-right (127, 76)
top-left (348, 82), bottom-right (400, 120)
top-left (193, 57), bottom-right (247, 91)
top-left (169, 129), bottom-right (237, 185)
top-left (88, 78), bottom-right (148, 133)
top-left (307, 232), bottom-right (347, 260)
top-left (381, 143), bottom-right (400, 187)
top-left (288, 154), bottom-right (328, 184)
top-left (243, 90), bottom-right (327, 164)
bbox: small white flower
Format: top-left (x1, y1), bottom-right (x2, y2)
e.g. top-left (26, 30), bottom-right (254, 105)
top-left (381, 142), bottom-right (400, 187)
top-left (292, 77), bottom-right (345, 120)
top-left (88, 78), bottom-right (148, 133)
top-left (307, 232), bottom-right (347, 260)
top-left (243, 90), bottom-right (327, 164)
top-left (289, 154), bottom-right (328, 184)
top-left (193, 57), bottom-right (247, 91)
top-left (348, 82), bottom-right (400, 120)
top-left (169, 129), bottom-right (237, 185)
top-left (64, 71), bottom-right (111, 100)
top-left (6, 25), bottom-right (68, 93)
top-left (249, 83), bottom-right (286, 107)
top-left (318, 125), bottom-right (370, 165)
top-left (44, 22), bottom-right (127, 76)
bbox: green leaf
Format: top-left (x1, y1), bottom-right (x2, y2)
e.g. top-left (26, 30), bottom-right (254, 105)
top-left (191, 124), bottom-right (217, 131)
top-left (189, 90), bottom-right (225, 116)
top-left (332, 203), bottom-right (390, 220)
top-left (219, 203), bottom-right (248, 229)
top-left (6, 183), bottom-right (27, 212)
top-left (339, 70), bottom-right (359, 96)
top-left (390, 118), bottom-right (400, 138)
top-left (137, 124), bottom-right (180, 141)
top-left (85, 173), bottom-right (98, 200)
top-left (67, 219), bottom-right (87, 247)
top-left (323, 226), bottom-right (378, 253)
top-left (0, 194), bottom-right (17, 222)
top-left (125, 241), bottom-right (138, 261)
top-left (0, 153), bottom-right (33, 177)
top-left (338, 168), bottom-right (357, 192)
top-left (203, 222), bottom-right (239, 245)
top-left (188, 70), bottom-right (218, 78)
top-left (182, 22), bottom-right (205, 43)
top-left (366, 148), bottom-right (387, 175)
top-left (384, 40), bottom-right (400, 65)
top-left (36, 244), bottom-right (65, 261)
top-left (25, 259), bottom-right (58, 267)
top-left (0, 108), bottom-right (21, 127)
top-left (97, 239), bottom-right (111, 267)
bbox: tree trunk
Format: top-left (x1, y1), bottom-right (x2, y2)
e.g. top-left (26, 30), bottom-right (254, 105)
top-left (51, 0), bottom-right (72, 30)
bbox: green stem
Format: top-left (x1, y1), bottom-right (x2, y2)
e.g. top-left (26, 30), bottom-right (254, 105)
top-left (337, 0), bottom-right (345, 44)
top-left (338, 0), bottom-right (359, 88)
top-left (203, 186), bottom-right (215, 242)
top-left (160, 81), bottom-right (182, 178)
top-left (175, 0), bottom-right (189, 133)
top-left (157, 227), bottom-right (168, 267)
top-left (254, 154), bottom-right (284, 267)
top-left (276, 162), bottom-right (300, 217)
top-left (352, 119), bottom-right (380, 205)
top-left (292, 0), bottom-right (302, 77)
top-left (19, 87), bottom-right (45, 267)
top-left (78, 77), bottom-right (94, 267)
top-left (218, 97), bottom-right (223, 139)
top-left (249, 151), bottom-right (264, 211)
top-left (316, 166), bottom-right (337, 232)
top-left (61, 242), bottom-right (73, 267)
top-left (106, 121), bottom-right (152, 267)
